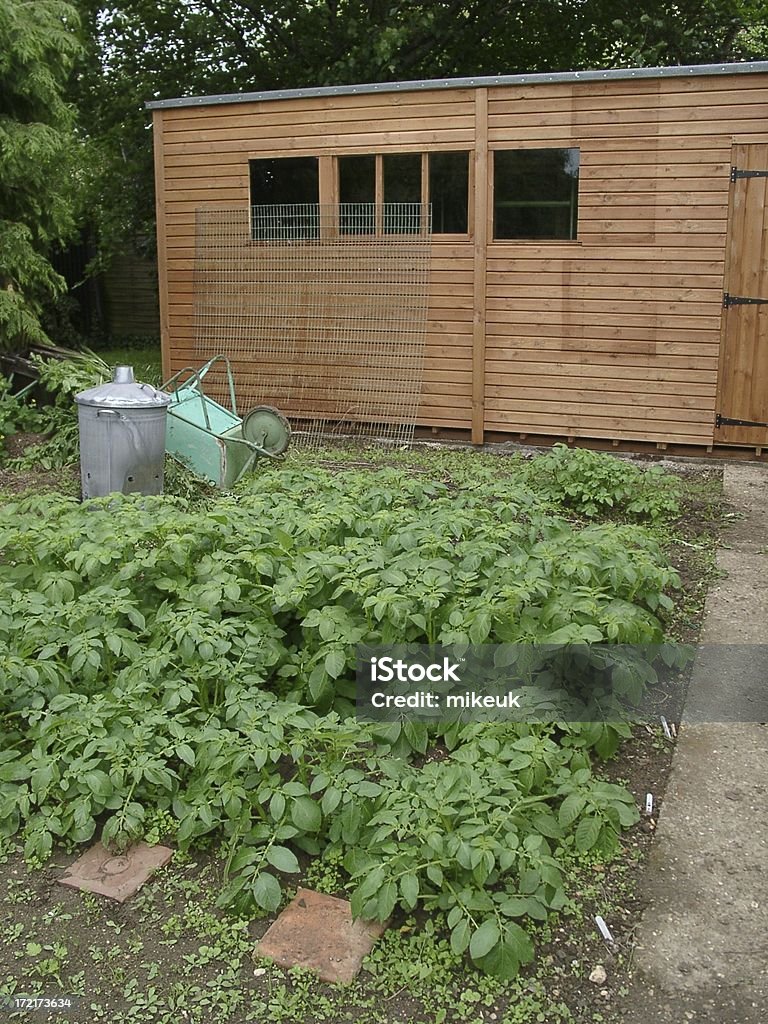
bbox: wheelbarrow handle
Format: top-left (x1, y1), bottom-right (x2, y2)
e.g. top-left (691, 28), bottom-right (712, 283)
top-left (161, 365), bottom-right (200, 392)
top-left (161, 355), bottom-right (239, 420)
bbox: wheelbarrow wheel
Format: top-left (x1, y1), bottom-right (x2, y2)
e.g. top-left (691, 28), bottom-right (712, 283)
top-left (242, 405), bottom-right (292, 456)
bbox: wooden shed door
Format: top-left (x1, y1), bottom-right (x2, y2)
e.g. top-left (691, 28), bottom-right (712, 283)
top-left (715, 143), bottom-right (768, 446)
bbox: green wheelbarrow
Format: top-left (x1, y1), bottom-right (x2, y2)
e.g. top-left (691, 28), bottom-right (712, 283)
top-left (162, 355), bottom-right (291, 488)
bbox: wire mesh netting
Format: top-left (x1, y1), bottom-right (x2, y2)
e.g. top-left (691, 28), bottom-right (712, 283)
top-left (193, 203), bottom-right (432, 447)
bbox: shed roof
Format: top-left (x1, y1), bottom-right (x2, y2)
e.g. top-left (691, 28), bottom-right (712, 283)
top-left (146, 60), bottom-right (768, 111)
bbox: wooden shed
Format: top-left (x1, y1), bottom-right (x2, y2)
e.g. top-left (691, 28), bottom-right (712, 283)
top-left (148, 61), bottom-right (768, 453)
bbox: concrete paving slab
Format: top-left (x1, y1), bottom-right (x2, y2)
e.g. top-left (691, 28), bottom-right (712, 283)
top-left (58, 842), bottom-right (173, 902)
top-left (254, 887), bottom-right (386, 983)
top-left (620, 463), bottom-right (768, 1023)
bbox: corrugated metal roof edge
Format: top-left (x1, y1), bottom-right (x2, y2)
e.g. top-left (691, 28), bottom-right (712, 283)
top-left (145, 60), bottom-right (768, 111)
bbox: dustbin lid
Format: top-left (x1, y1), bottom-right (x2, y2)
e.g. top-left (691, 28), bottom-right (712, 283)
top-left (75, 365), bottom-right (171, 409)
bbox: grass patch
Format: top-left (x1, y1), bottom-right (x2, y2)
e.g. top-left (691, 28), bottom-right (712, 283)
top-left (96, 345), bottom-right (162, 387)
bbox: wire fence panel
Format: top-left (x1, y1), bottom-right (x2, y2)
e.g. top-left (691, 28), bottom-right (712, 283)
top-left (193, 204), bottom-right (432, 447)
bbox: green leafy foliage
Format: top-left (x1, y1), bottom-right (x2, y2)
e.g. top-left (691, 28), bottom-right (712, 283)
top-left (0, 0), bottom-right (85, 349)
top-left (7, 352), bottom-right (110, 469)
top-left (522, 444), bottom-right (681, 522)
top-left (0, 373), bottom-right (46, 449)
top-left (0, 453), bottom-right (680, 975)
top-left (606, 1), bottom-right (768, 67)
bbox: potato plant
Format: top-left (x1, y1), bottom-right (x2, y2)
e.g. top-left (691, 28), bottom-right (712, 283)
top-left (0, 457), bottom-right (680, 977)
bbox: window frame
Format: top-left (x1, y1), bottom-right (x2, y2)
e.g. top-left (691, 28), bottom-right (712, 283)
top-left (247, 149), bottom-right (474, 241)
top-left (334, 149), bottom-right (473, 240)
top-left (490, 146), bottom-right (580, 244)
top-left (248, 154), bottom-right (322, 240)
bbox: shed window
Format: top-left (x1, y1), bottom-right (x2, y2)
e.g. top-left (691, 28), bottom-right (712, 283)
top-left (339, 154), bottom-right (375, 234)
top-left (338, 151), bottom-right (470, 236)
top-left (383, 153), bottom-right (422, 233)
top-left (429, 152), bottom-right (469, 234)
top-left (493, 148), bottom-right (579, 241)
top-left (250, 156), bottom-right (319, 238)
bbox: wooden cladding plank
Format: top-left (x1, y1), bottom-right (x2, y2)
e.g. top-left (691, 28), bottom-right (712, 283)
top-left (161, 88), bottom-right (476, 122)
top-left (169, 362), bottom-right (468, 389)
top-left (485, 353), bottom-right (719, 374)
top-left (488, 120), bottom-right (766, 143)
top-left (163, 116), bottom-right (474, 147)
top-left (163, 128), bottom-right (475, 157)
top-left (165, 175), bottom-right (249, 191)
top-left (488, 86), bottom-right (768, 114)
top-left (486, 376), bottom-right (716, 401)
top-left (485, 297), bottom-right (722, 318)
top-left (580, 171), bottom-right (730, 188)
top-left (482, 411), bottom-right (712, 444)
top-left (485, 365), bottom-right (717, 391)
top-left (576, 233), bottom-right (727, 248)
top-left (575, 217), bottom-right (726, 232)
top-left (581, 167), bottom-right (730, 182)
top-left (486, 383), bottom-right (714, 411)
top-left (164, 160), bottom-right (244, 177)
top-left (171, 345), bottom-right (473, 368)
top-left (484, 396), bottom-right (710, 427)
top-left (159, 242), bottom-right (727, 268)
top-left (165, 192), bottom-right (248, 209)
top-left (484, 357), bottom-right (717, 383)
top-left (579, 146), bottom-right (730, 163)
top-left (487, 102), bottom-right (768, 131)
top-left (579, 193), bottom-right (727, 210)
top-left (486, 257), bottom-right (724, 275)
top-left (485, 283), bottom-right (720, 303)
top-left (485, 308), bottom-right (720, 330)
top-left (485, 245), bottom-right (726, 262)
top-left (166, 241), bottom-right (726, 265)
top-left (486, 273), bottom-right (724, 290)
top-left (485, 335), bottom-right (720, 358)
top-left (487, 73), bottom-right (768, 101)
top-left (485, 323), bottom-right (720, 345)
top-left (162, 100), bottom-right (476, 135)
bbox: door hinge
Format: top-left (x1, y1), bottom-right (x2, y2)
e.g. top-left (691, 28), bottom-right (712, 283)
top-left (723, 292), bottom-right (768, 308)
top-left (717, 414), bottom-right (768, 429)
top-left (731, 167), bottom-right (768, 182)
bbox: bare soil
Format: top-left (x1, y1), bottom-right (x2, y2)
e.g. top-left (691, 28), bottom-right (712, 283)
top-left (0, 432), bottom-right (78, 497)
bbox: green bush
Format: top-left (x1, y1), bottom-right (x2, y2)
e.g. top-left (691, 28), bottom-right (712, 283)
top-left (523, 444), bottom-right (681, 521)
top-left (0, 373), bottom-right (45, 449)
top-left (7, 353), bottom-right (110, 470)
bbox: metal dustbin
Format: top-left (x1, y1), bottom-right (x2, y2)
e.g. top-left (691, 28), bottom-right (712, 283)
top-left (75, 366), bottom-right (171, 499)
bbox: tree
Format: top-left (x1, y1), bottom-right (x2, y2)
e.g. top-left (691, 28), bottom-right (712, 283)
top-left (0, 0), bottom-right (84, 349)
top-left (602, 1), bottom-right (768, 68)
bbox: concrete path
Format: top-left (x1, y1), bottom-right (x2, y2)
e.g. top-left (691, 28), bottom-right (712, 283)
top-left (620, 463), bottom-right (768, 1024)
